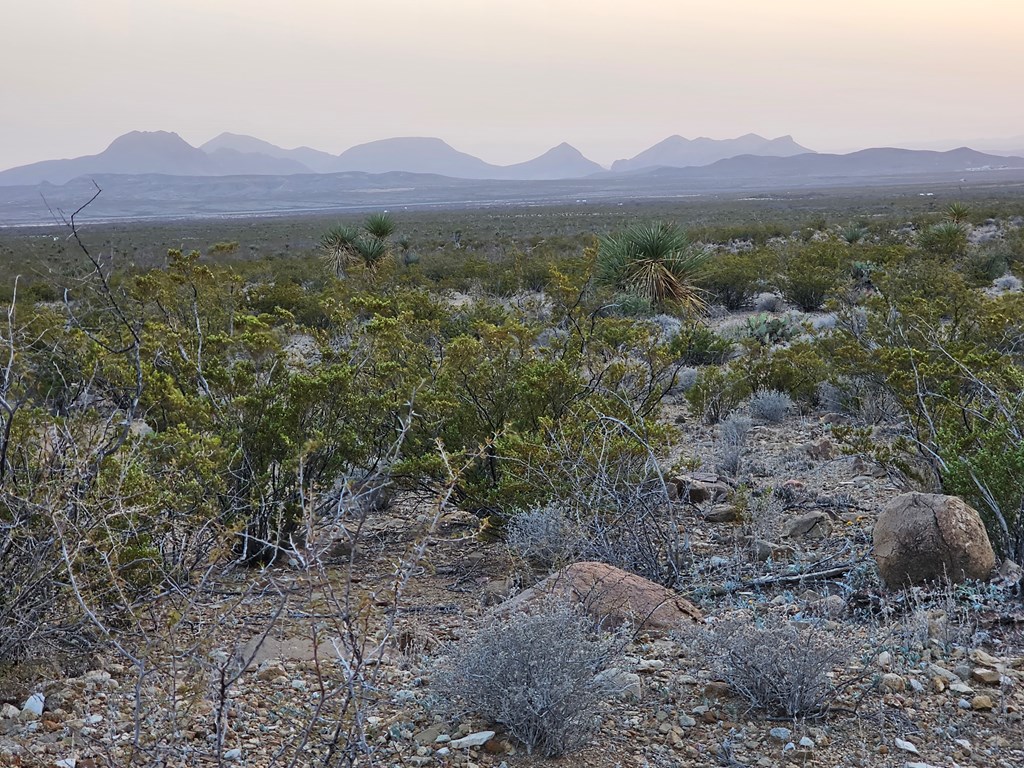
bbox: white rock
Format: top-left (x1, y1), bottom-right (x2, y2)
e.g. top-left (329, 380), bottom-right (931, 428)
top-left (224, 748), bottom-right (242, 760)
top-left (799, 736), bottom-right (815, 748)
top-left (894, 738), bottom-right (919, 755)
top-left (449, 730), bottom-right (495, 749)
top-left (55, 760), bottom-right (76, 768)
top-left (84, 714), bottom-right (103, 726)
top-left (22, 693), bottom-right (44, 717)
top-left (0, 703), bottom-right (19, 719)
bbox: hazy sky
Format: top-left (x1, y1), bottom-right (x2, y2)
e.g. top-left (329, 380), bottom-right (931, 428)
top-left (2, 0), bottom-right (1023, 170)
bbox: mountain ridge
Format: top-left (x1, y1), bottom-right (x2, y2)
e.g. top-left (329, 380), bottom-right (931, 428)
top-left (1, 130), bottom-right (821, 186)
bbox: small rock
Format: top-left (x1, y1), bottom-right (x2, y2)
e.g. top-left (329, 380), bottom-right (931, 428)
top-left (894, 738), bottom-right (919, 755)
top-left (678, 714), bottom-right (696, 728)
top-left (0, 703), bottom-right (19, 719)
top-left (413, 724), bottom-right (446, 745)
top-left (224, 748), bottom-right (242, 761)
top-left (877, 651), bottom-right (892, 670)
top-left (971, 667), bottom-right (1002, 685)
top-left (782, 511), bottom-right (833, 539)
top-left (799, 736), bottom-right (815, 748)
top-left (449, 730), bottom-right (496, 749)
top-left (971, 694), bottom-right (994, 711)
top-left (21, 693), bottom-right (44, 717)
top-left (705, 505), bottom-right (739, 523)
top-left (55, 760), bottom-right (76, 768)
top-left (594, 668), bottom-right (642, 701)
top-left (769, 727), bottom-right (792, 743)
top-left (950, 682), bottom-right (974, 695)
top-left (881, 673), bottom-right (906, 693)
top-left (751, 539), bottom-right (794, 562)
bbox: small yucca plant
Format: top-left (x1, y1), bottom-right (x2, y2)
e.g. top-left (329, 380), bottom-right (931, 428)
top-left (944, 201), bottom-right (971, 225)
top-left (320, 212), bottom-right (395, 276)
top-left (596, 222), bottom-right (710, 314)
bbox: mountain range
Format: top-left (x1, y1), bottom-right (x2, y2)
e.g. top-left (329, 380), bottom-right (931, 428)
top-left (0, 131), bottom-right (817, 186)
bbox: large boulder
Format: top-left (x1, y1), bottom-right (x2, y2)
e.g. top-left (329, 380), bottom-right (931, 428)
top-left (873, 493), bottom-right (996, 588)
top-left (494, 561), bottom-right (702, 631)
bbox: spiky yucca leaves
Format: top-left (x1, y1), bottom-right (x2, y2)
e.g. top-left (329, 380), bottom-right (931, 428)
top-left (363, 211), bottom-right (395, 240)
top-left (597, 222), bottom-right (710, 314)
top-left (320, 212), bottom-right (395, 276)
top-left (320, 225), bottom-right (361, 276)
top-left (944, 201), bottom-right (971, 225)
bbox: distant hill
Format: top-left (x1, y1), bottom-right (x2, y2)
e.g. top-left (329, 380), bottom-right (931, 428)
top-left (0, 131), bottom-right (219, 186)
top-left (200, 132), bottom-right (333, 173)
top-left (332, 137), bottom-right (501, 178)
top-left (635, 146), bottom-right (1022, 180)
top-left (498, 142), bottom-right (604, 180)
top-left (612, 133), bottom-right (813, 173)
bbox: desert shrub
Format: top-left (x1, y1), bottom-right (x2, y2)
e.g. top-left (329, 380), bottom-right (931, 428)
top-left (717, 414), bottom-right (752, 476)
top-left (753, 292), bottom-right (784, 312)
top-left (918, 221), bottom-right (968, 259)
top-left (746, 342), bottom-right (828, 404)
top-left (506, 504), bottom-right (584, 571)
top-left (839, 223), bottom-right (869, 244)
top-left (702, 249), bottom-right (773, 310)
top-left (668, 322), bottom-right (734, 365)
top-left (438, 600), bottom-right (623, 757)
top-left (748, 388), bottom-right (793, 423)
top-left (674, 367), bottom-right (699, 393)
top-left (683, 616), bottom-right (856, 717)
top-left (685, 366), bottom-right (752, 424)
top-left (609, 291), bottom-right (656, 317)
top-left (961, 242), bottom-right (1010, 285)
top-left (777, 241), bottom-right (849, 312)
top-left (497, 414), bottom-right (683, 585)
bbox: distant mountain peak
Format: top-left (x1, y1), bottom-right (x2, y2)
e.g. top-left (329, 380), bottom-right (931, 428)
top-left (612, 133), bottom-right (813, 172)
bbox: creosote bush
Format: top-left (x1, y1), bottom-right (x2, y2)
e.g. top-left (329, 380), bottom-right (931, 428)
top-left (438, 600), bottom-right (623, 757)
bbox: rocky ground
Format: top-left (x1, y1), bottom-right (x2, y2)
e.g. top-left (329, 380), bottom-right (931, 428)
top-left (2, 325), bottom-right (1024, 768)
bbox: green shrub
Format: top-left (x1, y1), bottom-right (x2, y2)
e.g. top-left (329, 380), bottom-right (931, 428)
top-left (685, 365), bottom-right (752, 424)
top-left (777, 241), bottom-right (849, 312)
top-left (668, 323), bottom-right (734, 365)
top-left (702, 249), bottom-right (775, 310)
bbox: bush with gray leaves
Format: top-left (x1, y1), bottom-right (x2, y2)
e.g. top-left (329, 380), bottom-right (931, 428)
top-left (682, 615), bottom-right (856, 717)
top-left (505, 504), bottom-right (584, 571)
top-left (717, 414), bottom-right (752, 476)
top-left (748, 389), bottom-right (793, 423)
top-left (438, 600), bottom-right (623, 757)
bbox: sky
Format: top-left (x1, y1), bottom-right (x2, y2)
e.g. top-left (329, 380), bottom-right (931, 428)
top-left (2, 0), bottom-right (1023, 170)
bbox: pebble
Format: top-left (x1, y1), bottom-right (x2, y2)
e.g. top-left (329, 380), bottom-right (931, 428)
top-left (971, 694), bottom-right (994, 710)
top-left (769, 727), bottom-right (792, 742)
top-left (894, 737), bottom-right (919, 755)
top-left (799, 736), bottom-right (815, 748)
top-left (224, 748), bottom-right (242, 760)
top-left (0, 704), bottom-right (19, 719)
top-left (22, 694), bottom-right (44, 717)
top-left (449, 730), bottom-right (495, 749)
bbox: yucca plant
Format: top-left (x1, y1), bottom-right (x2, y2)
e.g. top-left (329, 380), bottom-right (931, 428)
top-left (320, 212), bottom-right (395, 276)
top-left (919, 220), bottom-right (968, 259)
top-left (320, 225), bottom-right (361, 277)
top-left (944, 201), bottom-right (971, 225)
top-left (596, 222), bottom-right (710, 314)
